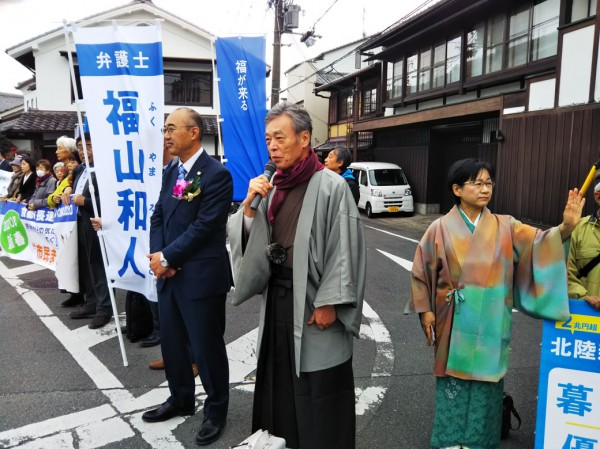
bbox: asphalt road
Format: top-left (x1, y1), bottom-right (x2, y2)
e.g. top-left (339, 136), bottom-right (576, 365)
top-left (0, 213), bottom-right (545, 448)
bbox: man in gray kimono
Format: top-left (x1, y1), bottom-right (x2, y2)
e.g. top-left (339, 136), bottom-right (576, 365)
top-left (228, 102), bottom-right (366, 449)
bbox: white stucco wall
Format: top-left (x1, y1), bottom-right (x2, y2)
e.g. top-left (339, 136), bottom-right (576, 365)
top-left (20, 8), bottom-right (217, 114)
top-left (284, 40), bottom-right (367, 147)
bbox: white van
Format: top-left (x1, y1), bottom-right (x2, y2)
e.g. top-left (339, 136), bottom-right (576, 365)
top-left (349, 162), bottom-right (413, 218)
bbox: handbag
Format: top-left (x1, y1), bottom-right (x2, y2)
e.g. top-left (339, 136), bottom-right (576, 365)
top-left (501, 392), bottom-right (522, 439)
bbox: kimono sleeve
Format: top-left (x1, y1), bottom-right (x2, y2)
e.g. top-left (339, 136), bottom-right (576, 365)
top-left (227, 205), bottom-right (271, 306)
top-left (510, 217), bottom-right (570, 321)
top-left (406, 220), bottom-right (440, 314)
top-left (567, 220), bottom-right (590, 299)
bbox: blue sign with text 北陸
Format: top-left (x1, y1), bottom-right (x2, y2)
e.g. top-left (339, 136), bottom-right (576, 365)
top-left (536, 299), bottom-right (600, 449)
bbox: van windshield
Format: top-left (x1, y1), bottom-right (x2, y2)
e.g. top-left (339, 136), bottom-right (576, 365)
top-left (368, 169), bottom-right (407, 186)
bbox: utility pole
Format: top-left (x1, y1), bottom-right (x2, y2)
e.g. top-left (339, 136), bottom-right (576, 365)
top-left (271, 0), bottom-right (284, 107)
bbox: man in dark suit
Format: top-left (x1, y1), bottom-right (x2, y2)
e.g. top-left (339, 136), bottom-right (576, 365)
top-left (67, 134), bottom-right (112, 329)
top-left (0, 150), bottom-right (12, 172)
top-left (143, 107), bottom-right (233, 446)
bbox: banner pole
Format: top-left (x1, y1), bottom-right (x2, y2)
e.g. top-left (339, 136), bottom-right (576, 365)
top-left (211, 37), bottom-right (225, 162)
top-left (63, 21), bottom-right (128, 367)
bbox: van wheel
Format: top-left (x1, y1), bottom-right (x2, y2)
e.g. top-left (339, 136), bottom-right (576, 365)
top-left (366, 203), bottom-right (374, 218)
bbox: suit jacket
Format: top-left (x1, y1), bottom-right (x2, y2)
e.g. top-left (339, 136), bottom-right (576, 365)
top-left (0, 159), bottom-right (11, 172)
top-left (73, 165), bottom-right (101, 219)
top-left (150, 150), bottom-right (233, 300)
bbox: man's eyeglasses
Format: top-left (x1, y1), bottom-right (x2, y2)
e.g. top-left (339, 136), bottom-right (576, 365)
top-left (161, 125), bottom-right (195, 136)
top-left (463, 180), bottom-right (495, 189)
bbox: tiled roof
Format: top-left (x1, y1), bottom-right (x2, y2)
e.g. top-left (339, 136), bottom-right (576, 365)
top-left (0, 110), bottom-right (219, 135)
top-left (0, 92), bottom-right (23, 113)
top-left (0, 110), bottom-right (78, 133)
top-left (316, 72), bottom-right (345, 86)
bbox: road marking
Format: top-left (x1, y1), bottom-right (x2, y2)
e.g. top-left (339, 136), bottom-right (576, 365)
top-left (377, 249), bottom-right (413, 272)
top-left (0, 257), bottom-right (395, 446)
top-left (3, 263), bottom-right (45, 277)
top-left (364, 225), bottom-right (420, 243)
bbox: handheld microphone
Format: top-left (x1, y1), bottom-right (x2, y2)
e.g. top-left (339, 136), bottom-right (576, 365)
top-left (250, 161), bottom-right (277, 210)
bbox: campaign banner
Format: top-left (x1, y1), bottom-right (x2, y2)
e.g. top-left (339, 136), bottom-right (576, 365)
top-left (536, 299), bottom-right (600, 449)
top-left (215, 36), bottom-right (269, 201)
top-left (73, 24), bottom-right (164, 302)
top-left (0, 170), bottom-right (11, 197)
top-left (0, 201), bottom-right (77, 275)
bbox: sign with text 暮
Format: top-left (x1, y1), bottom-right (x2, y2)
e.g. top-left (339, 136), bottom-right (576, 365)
top-left (73, 23), bottom-right (164, 301)
top-left (536, 299), bottom-right (600, 449)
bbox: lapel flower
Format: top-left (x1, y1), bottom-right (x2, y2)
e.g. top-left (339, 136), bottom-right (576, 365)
top-left (172, 171), bottom-right (202, 202)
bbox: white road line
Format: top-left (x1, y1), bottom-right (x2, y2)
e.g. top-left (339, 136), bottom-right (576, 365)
top-left (376, 249), bottom-right (413, 272)
top-left (3, 263), bottom-right (46, 277)
top-left (0, 405), bottom-right (117, 447)
top-left (364, 225), bottom-right (420, 243)
top-left (0, 255), bottom-right (397, 446)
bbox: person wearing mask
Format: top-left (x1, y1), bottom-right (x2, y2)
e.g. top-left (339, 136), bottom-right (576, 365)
top-left (323, 147), bottom-right (359, 205)
top-left (15, 156), bottom-right (37, 203)
top-left (408, 158), bottom-right (584, 449)
top-left (27, 159), bottom-right (57, 210)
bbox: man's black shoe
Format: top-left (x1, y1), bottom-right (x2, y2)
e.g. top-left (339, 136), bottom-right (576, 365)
top-left (142, 402), bottom-right (195, 423)
top-left (139, 332), bottom-right (160, 348)
top-left (69, 307), bottom-right (96, 319)
top-left (88, 314), bottom-right (111, 329)
top-left (195, 417), bottom-right (225, 446)
top-left (60, 294), bottom-right (84, 308)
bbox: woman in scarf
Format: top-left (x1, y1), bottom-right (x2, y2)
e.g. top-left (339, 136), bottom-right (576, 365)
top-left (27, 159), bottom-right (57, 210)
top-left (407, 158), bottom-right (584, 449)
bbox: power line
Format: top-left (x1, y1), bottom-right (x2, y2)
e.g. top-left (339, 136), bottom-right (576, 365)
top-left (312, 0), bottom-right (340, 29)
top-left (280, 41), bottom-right (366, 94)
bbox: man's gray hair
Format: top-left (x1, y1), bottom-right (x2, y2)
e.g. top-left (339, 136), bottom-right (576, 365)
top-left (265, 102), bottom-right (312, 137)
top-left (333, 147), bottom-right (352, 172)
top-left (56, 135), bottom-right (77, 152)
top-left (595, 181), bottom-right (600, 193)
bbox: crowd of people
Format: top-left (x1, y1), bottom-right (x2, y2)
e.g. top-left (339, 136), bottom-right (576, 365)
top-left (1, 101), bottom-right (599, 449)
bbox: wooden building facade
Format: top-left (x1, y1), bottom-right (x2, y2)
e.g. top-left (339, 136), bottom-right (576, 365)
top-left (316, 0), bottom-right (600, 225)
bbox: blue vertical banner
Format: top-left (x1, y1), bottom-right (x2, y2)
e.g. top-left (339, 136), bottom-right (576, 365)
top-left (536, 299), bottom-right (600, 449)
top-left (215, 36), bottom-right (269, 201)
top-left (72, 24), bottom-right (164, 302)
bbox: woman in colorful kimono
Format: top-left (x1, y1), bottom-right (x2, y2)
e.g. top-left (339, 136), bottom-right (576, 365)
top-left (407, 158), bottom-right (585, 449)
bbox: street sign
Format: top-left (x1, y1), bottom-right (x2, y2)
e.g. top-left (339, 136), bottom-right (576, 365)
top-left (536, 299), bottom-right (600, 449)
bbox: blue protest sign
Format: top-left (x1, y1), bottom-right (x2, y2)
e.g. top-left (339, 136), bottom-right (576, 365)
top-left (215, 36), bottom-right (269, 201)
top-left (536, 299), bottom-right (600, 449)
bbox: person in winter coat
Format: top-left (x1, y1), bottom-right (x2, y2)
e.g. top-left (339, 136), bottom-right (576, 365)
top-left (28, 159), bottom-right (57, 210)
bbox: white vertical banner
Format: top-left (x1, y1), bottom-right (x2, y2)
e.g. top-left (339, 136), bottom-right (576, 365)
top-left (72, 23), bottom-right (164, 302)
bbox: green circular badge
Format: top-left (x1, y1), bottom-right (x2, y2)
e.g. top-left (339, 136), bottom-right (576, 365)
top-left (1, 210), bottom-right (29, 254)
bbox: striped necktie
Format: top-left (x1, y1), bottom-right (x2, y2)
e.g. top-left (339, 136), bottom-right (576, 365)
top-left (177, 164), bottom-right (187, 180)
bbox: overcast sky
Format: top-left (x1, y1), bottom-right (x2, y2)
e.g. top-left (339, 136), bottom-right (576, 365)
top-left (0, 0), bottom-right (429, 95)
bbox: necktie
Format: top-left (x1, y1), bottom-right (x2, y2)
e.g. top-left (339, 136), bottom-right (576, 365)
top-left (178, 164), bottom-right (187, 180)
